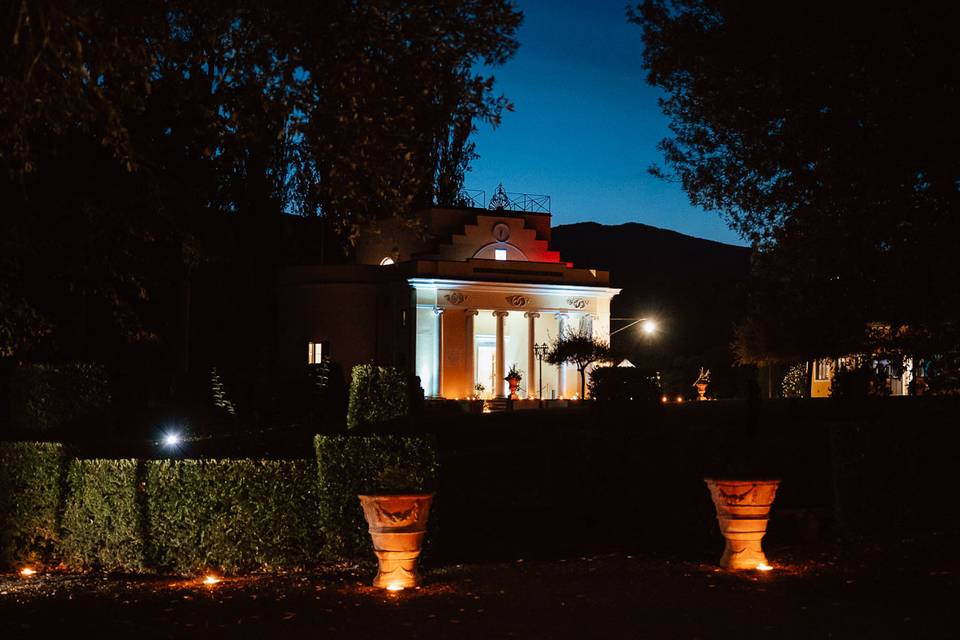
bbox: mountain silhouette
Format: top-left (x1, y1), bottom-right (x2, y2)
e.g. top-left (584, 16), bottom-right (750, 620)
top-left (551, 222), bottom-right (752, 396)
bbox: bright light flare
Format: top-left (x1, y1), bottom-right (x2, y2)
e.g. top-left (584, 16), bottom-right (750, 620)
top-left (756, 563), bottom-right (773, 572)
top-left (641, 320), bottom-right (657, 335)
top-left (202, 575), bottom-right (221, 585)
top-left (162, 432), bottom-right (181, 447)
top-left (385, 582), bottom-right (405, 592)
top-left (661, 395), bottom-right (668, 403)
top-left (19, 567), bottom-right (36, 576)
top-left (676, 396), bottom-right (684, 403)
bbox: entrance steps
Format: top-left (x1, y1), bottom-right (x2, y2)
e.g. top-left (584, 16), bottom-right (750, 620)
top-left (483, 398), bottom-right (511, 413)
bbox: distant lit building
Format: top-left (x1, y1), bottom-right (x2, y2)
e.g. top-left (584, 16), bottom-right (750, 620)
top-left (278, 203), bottom-right (620, 399)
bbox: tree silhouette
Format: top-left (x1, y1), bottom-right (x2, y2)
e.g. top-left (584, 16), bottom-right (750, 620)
top-left (631, 2), bottom-right (960, 365)
top-left (546, 327), bottom-right (613, 400)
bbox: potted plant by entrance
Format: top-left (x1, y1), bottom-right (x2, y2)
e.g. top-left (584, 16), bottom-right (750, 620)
top-left (358, 466), bottom-right (434, 590)
top-left (504, 363), bottom-right (523, 400)
top-left (704, 374), bottom-right (780, 570)
top-left (505, 364), bottom-right (523, 400)
top-left (694, 367), bottom-right (711, 401)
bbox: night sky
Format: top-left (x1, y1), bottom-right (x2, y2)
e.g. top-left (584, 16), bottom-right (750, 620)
top-left (467, 0), bottom-right (746, 247)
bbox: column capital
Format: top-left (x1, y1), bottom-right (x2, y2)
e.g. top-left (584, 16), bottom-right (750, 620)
top-left (555, 312), bottom-right (569, 320)
top-left (493, 310), bottom-right (510, 318)
top-left (465, 308), bottom-right (479, 316)
top-left (434, 307), bottom-right (444, 316)
top-left (524, 311), bottom-right (541, 319)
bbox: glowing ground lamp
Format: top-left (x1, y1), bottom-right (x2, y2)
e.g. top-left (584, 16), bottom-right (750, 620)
top-left (202, 574), bottom-right (221, 585)
top-left (19, 567), bottom-right (37, 576)
top-left (704, 479), bottom-right (780, 570)
top-left (358, 493), bottom-right (434, 590)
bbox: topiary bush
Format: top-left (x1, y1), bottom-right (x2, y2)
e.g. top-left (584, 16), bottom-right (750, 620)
top-left (60, 459), bottom-right (146, 572)
top-left (0, 442), bottom-right (65, 568)
top-left (7, 362), bottom-right (111, 432)
top-left (144, 459), bottom-right (321, 575)
top-left (588, 366), bottom-right (661, 403)
top-left (346, 364), bottom-right (408, 429)
top-left (314, 435), bottom-right (438, 558)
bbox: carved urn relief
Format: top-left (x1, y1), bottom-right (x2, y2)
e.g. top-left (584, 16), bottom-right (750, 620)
top-left (704, 479), bottom-right (780, 569)
top-left (358, 493), bottom-right (434, 589)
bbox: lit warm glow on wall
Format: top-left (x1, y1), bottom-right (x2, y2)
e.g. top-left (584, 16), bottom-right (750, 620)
top-left (494, 248), bottom-right (507, 261)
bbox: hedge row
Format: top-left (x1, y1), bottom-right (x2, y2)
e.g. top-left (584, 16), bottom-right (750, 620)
top-left (315, 435), bottom-right (438, 557)
top-left (0, 442), bottom-right (65, 567)
top-left (0, 436), bottom-right (437, 574)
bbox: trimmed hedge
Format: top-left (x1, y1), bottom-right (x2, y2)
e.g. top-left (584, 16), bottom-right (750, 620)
top-left (60, 459), bottom-right (146, 572)
top-left (314, 434), bottom-right (438, 557)
top-left (8, 362), bottom-right (111, 432)
top-left (0, 442), bottom-right (65, 568)
top-left (588, 366), bottom-right (661, 403)
top-left (145, 459), bottom-right (322, 575)
top-left (346, 365), bottom-right (408, 429)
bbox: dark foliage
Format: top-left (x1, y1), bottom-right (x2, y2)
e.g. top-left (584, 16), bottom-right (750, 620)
top-left (145, 459), bottom-right (322, 575)
top-left (346, 365), bottom-right (410, 430)
top-left (60, 459), bottom-right (146, 572)
top-left (631, 2), bottom-right (960, 364)
top-left (0, 442), bottom-right (65, 568)
top-left (545, 326), bottom-right (613, 399)
top-left (588, 366), bottom-right (661, 403)
top-left (7, 362), bottom-right (111, 433)
top-left (314, 435), bottom-right (438, 558)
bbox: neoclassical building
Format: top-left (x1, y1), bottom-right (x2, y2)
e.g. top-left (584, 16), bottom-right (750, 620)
top-left (278, 205), bottom-right (620, 399)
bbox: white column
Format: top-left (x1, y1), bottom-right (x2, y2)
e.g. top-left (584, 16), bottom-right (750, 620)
top-left (434, 308), bottom-right (444, 397)
top-left (556, 312), bottom-right (568, 398)
top-left (465, 309), bottom-right (478, 397)
top-left (494, 311), bottom-right (509, 398)
top-left (525, 312), bottom-right (540, 398)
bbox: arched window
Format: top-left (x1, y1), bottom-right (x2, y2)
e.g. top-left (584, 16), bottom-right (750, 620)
top-left (379, 257), bottom-right (395, 266)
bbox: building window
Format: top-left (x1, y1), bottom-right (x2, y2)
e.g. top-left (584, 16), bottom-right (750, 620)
top-left (494, 248), bottom-right (507, 261)
top-left (308, 341), bottom-right (329, 364)
top-left (815, 358), bottom-right (833, 381)
top-left (379, 257), bottom-right (395, 266)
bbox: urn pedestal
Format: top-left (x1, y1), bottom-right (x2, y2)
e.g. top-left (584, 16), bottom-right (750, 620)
top-left (358, 493), bottom-right (433, 589)
top-left (507, 378), bottom-right (520, 400)
top-left (704, 479), bottom-right (780, 569)
top-left (696, 382), bottom-right (708, 401)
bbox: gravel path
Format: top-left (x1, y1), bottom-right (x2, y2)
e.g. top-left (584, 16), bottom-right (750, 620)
top-left (2, 537), bottom-right (955, 639)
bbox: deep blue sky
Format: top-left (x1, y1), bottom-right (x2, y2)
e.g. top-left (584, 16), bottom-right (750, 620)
top-left (466, 0), bottom-right (746, 246)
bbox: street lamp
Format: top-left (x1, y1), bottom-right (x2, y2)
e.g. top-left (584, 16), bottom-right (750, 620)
top-left (533, 342), bottom-right (549, 402)
top-left (609, 317), bottom-right (658, 337)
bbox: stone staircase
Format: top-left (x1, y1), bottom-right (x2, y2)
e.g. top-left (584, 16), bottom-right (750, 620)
top-left (482, 398), bottom-right (511, 413)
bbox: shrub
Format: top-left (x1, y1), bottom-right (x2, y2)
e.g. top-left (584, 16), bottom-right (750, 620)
top-left (781, 362), bottom-right (808, 398)
top-left (346, 365), bottom-right (408, 429)
top-left (314, 435), bottom-right (438, 557)
top-left (0, 442), bottom-right (65, 568)
top-left (8, 362), bottom-right (111, 432)
top-left (60, 459), bottom-right (146, 572)
top-left (144, 459), bottom-right (321, 575)
top-left (588, 366), bottom-right (661, 402)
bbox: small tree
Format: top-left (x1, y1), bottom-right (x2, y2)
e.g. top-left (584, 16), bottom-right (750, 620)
top-left (546, 327), bottom-right (614, 400)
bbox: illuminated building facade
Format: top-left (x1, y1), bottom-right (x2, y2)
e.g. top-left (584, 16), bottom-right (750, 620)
top-left (278, 205), bottom-right (620, 399)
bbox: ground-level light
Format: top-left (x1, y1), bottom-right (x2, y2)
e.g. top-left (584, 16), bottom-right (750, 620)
top-left (385, 582), bottom-right (405, 592)
top-left (676, 396), bottom-right (684, 403)
top-left (203, 574), bottom-right (221, 585)
top-left (756, 563), bottom-right (773, 572)
top-left (19, 567), bottom-right (36, 576)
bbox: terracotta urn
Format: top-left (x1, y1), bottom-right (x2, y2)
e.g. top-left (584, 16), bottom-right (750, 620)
top-left (696, 382), bottom-right (708, 401)
top-left (358, 493), bottom-right (434, 589)
top-left (704, 478), bottom-right (780, 569)
top-left (507, 377), bottom-right (520, 399)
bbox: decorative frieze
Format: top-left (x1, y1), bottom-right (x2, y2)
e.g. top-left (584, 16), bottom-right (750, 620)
top-left (566, 297), bottom-right (587, 309)
top-left (444, 292), bottom-right (467, 305)
top-left (506, 295), bottom-right (528, 307)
